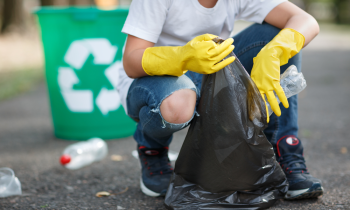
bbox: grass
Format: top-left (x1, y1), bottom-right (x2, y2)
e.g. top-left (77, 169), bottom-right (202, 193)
top-left (40, 204), bottom-right (49, 208)
top-left (0, 68), bottom-right (44, 101)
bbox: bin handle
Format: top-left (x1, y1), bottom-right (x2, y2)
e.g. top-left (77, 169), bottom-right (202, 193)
top-left (73, 11), bottom-right (98, 21)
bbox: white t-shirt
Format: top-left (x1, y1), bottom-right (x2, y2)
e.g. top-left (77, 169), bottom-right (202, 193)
top-left (118, 0), bottom-right (286, 113)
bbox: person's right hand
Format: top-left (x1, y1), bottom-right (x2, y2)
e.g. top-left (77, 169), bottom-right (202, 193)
top-left (142, 34), bottom-right (235, 76)
top-left (181, 34), bottom-right (235, 74)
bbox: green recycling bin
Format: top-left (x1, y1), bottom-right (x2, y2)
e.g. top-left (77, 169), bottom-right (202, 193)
top-left (35, 7), bottom-right (136, 140)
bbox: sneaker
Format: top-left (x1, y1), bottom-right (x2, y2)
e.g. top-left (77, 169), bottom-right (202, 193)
top-left (276, 135), bottom-right (324, 200)
top-left (138, 145), bottom-right (173, 197)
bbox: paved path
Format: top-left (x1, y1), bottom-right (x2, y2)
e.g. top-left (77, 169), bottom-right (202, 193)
top-left (1, 24), bottom-right (350, 210)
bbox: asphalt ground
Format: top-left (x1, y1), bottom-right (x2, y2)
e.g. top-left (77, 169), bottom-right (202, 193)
top-left (1, 24), bottom-right (350, 209)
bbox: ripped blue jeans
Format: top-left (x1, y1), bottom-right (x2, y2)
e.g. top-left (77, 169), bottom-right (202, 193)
top-left (126, 71), bottom-right (202, 148)
top-left (126, 22), bottom-right (301, 149)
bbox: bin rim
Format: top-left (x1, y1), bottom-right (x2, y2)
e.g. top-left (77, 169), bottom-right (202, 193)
top-left (33, 6), bottom-right (129, 15)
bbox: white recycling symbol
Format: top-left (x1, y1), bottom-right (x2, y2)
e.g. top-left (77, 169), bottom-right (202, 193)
top-left (58, 38), bottom-right (121, 115)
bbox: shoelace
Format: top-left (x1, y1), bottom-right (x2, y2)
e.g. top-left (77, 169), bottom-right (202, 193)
top-left (140, 150), bottom-right (173, 175)
top-left (279, 153), bottom-right (308, 174)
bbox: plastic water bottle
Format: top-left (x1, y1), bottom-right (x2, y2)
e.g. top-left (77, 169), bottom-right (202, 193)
top-left (266, 65), bottom-right (307, 116)
top-left (60, 138), bottom-right (108, 170)
top-left (0, 168), bottom-right (22, 198)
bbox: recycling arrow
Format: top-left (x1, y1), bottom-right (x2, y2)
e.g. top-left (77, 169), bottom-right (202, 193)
top-left (64, 38), bottom-right (118, 69)
top-left (96, 61), bottom-right (122, 115)
top-left (58, 67), bottom-right (94, 112)
top-left (58, 38), bottom-right (121, 115)
top-left (96, 88), bottom-right (120, 115)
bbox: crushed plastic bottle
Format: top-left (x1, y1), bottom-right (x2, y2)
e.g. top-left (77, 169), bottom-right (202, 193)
top-left (266, 65), bottom-right (307, 116)
top-left (60, 138), bottom-right (108, 170)
top-left (0, 167), bottom-right (22, 198)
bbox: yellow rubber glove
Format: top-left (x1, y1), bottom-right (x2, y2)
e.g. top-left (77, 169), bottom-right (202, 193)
top-left (142, 34), bottom-right (235, 76)
top-left (251, 28), bottom-right (305, 123)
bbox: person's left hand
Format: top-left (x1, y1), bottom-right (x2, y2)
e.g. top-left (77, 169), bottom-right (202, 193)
top-left (251, 28), bottom-right (305, 123)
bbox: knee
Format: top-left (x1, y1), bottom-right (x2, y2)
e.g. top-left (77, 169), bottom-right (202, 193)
top-left (160, 89), bottom-right (196, 124)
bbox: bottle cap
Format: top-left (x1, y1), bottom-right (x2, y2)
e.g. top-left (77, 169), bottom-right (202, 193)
top-left (60, 154), bottom-right (71, 165)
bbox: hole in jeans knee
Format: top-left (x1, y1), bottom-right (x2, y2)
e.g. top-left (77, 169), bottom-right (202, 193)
top-left (160, 89), bottom-right (196, 124)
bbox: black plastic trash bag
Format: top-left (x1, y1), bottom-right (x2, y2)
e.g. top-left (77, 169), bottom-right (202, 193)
top-left (164, 39), bottom-right (288, 210)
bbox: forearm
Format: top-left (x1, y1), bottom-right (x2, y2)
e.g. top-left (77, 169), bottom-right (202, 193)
top-left (284, 13), bottom-right (319, 47)
top-left (123, 48), bottom-right (148, 78)
top-left (265, 1), bottom-right (319, 47)
top-left (123, 35), bottom-right (154, 78)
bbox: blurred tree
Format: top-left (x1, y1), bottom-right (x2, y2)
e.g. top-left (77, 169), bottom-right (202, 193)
top-left (334, 0), bottom-right (350, 24)
top-left (70, 0), bottom-right (95, 5)
top-left (40, 0), bottom-right (56, 6)
top-left (1, 0), bottom-right (24, 34)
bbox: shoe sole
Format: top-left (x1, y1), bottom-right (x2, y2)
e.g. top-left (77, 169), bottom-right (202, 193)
top-left (137, 156), bottom-right (160, 197)
top-left (285, 183), bottom-right (324, 200)
top-left (140, 177), bottom-right (162, 197)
